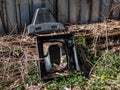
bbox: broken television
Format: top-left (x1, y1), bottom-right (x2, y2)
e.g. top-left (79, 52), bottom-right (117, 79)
top-left (37, 33), bottom-right (80, 80)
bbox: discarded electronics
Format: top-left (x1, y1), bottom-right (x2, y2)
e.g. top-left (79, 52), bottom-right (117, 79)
top-left (27, 6), bottom-right (80, 80)
top-left (37, 33), bottom-right (80, 80)
top-left (27, 8), bottom-right (65, 35)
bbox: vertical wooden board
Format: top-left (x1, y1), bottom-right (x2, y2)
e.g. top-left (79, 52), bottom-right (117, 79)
top-left (0, 1), bottom-right (4, 34)
top-left (0, 17), bottom-right (4, 34)
top-left (28, 0), bottom-right (34, 23)
top-left (33, 0), bottom-right (41, 12)
top-left (112, 0), bottom-right (120, 19)
top-left (92, 0), bottom-right (99, 22)
top-left (58, 0), bottom-right (68, 23)
top-left (20, 0), bottom-right (30, 30)
top-left (70, 0), bottom-right (80, 24)
top-left (15, 0), bottom-right (21, 32)
top-left (6, 0), bottom-right (17, 32)
top-left (1, 0), bottom-right (8, 33)
top-left (80, 0), bottom-right (89, 23)
top-left (101, 0), bottom-right (111, 19)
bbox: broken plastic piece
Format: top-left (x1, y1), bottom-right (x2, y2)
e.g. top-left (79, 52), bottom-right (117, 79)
top-left (27, 8), bottom-right (65, 35)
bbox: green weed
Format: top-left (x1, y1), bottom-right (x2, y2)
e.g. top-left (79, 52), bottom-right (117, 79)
top-left (46, 72), bottom-right (85, 90)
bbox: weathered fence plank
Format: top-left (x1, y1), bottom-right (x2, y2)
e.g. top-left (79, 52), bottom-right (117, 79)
top-left (0, 1), bottom-right (4, 34)
top-left (92, 0), bottom-right (99, 22)
top-left (1, 0), bottom-right (8, 33)
top-left (80, 0), bottom-right (90, 23)
top-left (20, 0), bottom-right (30, 30)
top-left (0, 17), bottom-right (4, 34)
top-left (70, 0), bottom-right (80, 24)
top-left (6, 0), bottom-right (17, 32)
top-left (58, 0), bottom-right (68, 23)
top-left (15, 0), bottom-right (21, 33)
top-left (101, 0), bottom-right (111, 20)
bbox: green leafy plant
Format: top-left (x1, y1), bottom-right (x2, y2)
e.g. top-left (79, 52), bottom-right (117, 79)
top-left (86, 51), bottom-right (120, 89)
top-left (94, 51), bottom-right (120, 79)
top-left (25, 61), bottom-right (41, 85)
top-left (46, 72), bottom-right (85, 90)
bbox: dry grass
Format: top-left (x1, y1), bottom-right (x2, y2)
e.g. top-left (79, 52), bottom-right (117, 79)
top-left (0, 34), bottom-right (39, 89)
top-left (68, 20), bottom-right (120, 57)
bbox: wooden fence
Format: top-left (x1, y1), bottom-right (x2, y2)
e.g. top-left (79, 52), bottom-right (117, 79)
top-left (58, 0), bottom-right (120, 23)
top-left (0, 0), bottom-right (120, 34)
